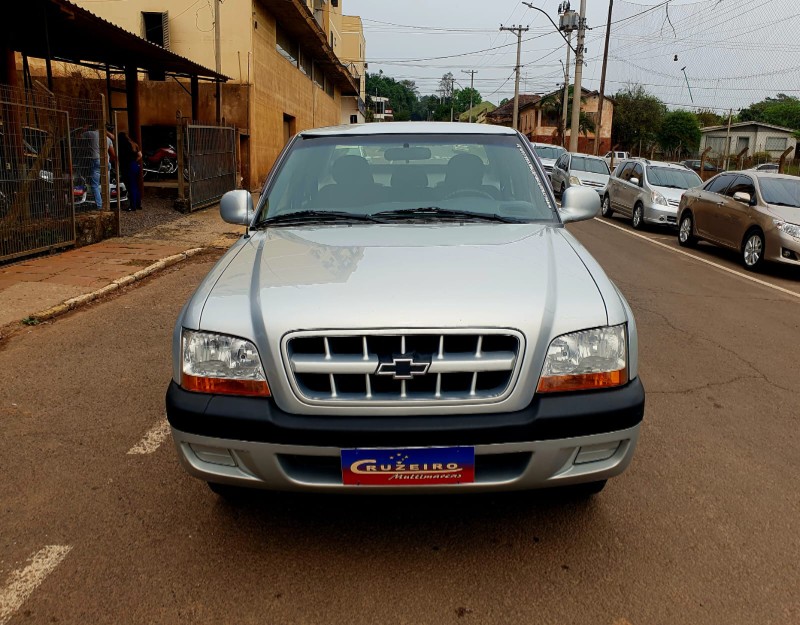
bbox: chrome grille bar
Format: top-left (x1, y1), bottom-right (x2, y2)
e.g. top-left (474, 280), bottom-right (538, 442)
top-left (284, 330), bottom-right (523, 405)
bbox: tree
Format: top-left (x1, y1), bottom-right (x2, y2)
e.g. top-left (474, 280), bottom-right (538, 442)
top-left (454, 88), bottom-right (482, 116)
top-left (696, 109), bottom-right (723, 128)
top-left (438, 72), bottom-right (455, 101)
top-left (365, 71), bottom-right (419, 121)
top-left (538, 87), bottom-right (596, 145)
top-left (611, 84), bottom-right (667, 154)
top-left (739, 94), bottom-right (800, 130)
top-left (658, 110), bottom-right (701, 158)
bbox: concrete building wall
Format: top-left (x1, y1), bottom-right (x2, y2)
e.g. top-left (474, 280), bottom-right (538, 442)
top-left (518, 96), bottom-right (614, 154)
top-left (340, 15), bottom-right (365, 124)
top-left (70, 0), bottom-right (254, 82)
top-left (701, 124), bottom-right (797, 159)
top-left (251, 1), bottom-right (341, 186)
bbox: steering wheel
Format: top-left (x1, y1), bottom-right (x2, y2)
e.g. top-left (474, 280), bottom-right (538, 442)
top-left (443, 188), bottom-right (496, 200)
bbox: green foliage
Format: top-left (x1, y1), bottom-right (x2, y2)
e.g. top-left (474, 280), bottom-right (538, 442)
top-left (454, 88), bottom-right (482, 114)
top-left (21, 317), bottom-right (39, 326)
top-left (658, 110), bottom-right (701, 156)
top-left (499, 98), bottom-right (510, 106)
top-left (696, 109), bottom-right (723, 127)
top-left (611, 84), bottom-right (667, 152)
top-left (365, 71), bottom-right (419, 122)
top-left (537, 87), bottom-right (595, 143)
top-left (738, 94), bottom-right (800, 130)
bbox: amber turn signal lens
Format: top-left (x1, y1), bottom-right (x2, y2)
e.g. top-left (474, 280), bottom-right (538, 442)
top-left (537, 368), bottom-right (627, 393)
top-left (181, 373), bottom-right (271, 397)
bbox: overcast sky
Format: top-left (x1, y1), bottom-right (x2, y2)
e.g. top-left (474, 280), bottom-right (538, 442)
top-left (345, 0), bottom-right (799, 113)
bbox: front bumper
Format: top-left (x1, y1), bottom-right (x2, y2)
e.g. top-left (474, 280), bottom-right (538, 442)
top-left (643, 202), bottom-right (678, 226)
top-left (166, 378), bottom-right (645, 492)
top-left (767, 230), bottom-right (800, 265)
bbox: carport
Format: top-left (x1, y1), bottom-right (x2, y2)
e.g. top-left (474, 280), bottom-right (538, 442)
top-left (1, 0), bottom-right (227, 145)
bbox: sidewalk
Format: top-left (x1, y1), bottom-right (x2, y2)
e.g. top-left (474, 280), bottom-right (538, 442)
top-left (0, 206), bottom-right (242, 328)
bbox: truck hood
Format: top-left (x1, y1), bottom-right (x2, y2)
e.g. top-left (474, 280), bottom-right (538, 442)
top-left (197, 223), bottom-right (609, 339)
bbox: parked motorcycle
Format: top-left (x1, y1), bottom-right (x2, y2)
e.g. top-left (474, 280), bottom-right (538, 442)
top-left (142, 145), bottom-right (177, 179)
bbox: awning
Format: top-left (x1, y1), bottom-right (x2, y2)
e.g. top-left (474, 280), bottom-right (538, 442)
top-left (4, 0), bottom-right (227, 80)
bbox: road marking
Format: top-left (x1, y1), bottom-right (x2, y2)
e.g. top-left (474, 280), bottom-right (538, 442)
top-left (593, 218), bottom-right (800, 301)
top-left (0, 545), bottom-right (72, 625)
top-left (127, 418), bottom-right (171, 455)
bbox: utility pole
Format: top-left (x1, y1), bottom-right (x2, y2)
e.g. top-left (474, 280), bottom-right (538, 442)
top-left (214, 0), bottom-right (222, 123)
top-left (500, 25), bottom-right (529, 131)
top-left (723, 108), bottom-right (733, 170)
top-left (569, 0), bottom-right (586, 153)
top-left (561, 31), bottom-right (572, 147)
top-left (462, 70), bottom-right (478, 122)
top-left (450, 76), bottom-right (456, 122)
top-left (593, 0), bottom-right (613, 155)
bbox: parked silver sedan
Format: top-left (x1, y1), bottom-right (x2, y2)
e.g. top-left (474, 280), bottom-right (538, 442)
top-left (550, 153), bottom-right (611, 197)
top-left (166, 122), bottom-right (644, 498)
top-left (603, 159), bottom-right (702, 229)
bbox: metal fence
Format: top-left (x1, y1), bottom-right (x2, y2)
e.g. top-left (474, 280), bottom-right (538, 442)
top-left (0, 86), bottom-right (77, 262)
top-left (182, 123), bottom-right (237, 211)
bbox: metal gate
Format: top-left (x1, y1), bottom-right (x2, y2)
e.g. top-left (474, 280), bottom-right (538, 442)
top-left (183, 123), bottom-right (237, 211)
top-left (0, 87), bottom-right (75, 262)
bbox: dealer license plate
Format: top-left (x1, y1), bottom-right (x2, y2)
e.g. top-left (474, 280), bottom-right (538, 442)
top-left (341, 447), bottom-right (475, 486)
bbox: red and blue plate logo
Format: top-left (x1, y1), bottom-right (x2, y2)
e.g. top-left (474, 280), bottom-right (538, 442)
top-left (341, 447), bottom-right (475, 486)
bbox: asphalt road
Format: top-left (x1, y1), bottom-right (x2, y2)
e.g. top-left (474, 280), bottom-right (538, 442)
top-left (1, 218), bottom-right (798, 625)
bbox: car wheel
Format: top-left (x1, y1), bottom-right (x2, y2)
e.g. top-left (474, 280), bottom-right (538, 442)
top-left (632, 203), bottom-right (645, 230)
top-left (678, 212), bottom-right (696, 247)
top-left (742, 229), bottom-right (765, 271)
top-left (207, 481), bottom-right (249, 501)
top-left (601, 195), bottom-right (613, 218)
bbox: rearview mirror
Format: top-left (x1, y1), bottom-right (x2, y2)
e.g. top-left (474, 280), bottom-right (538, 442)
top-left (220, 190), bottom-right (254, 226)
top-left (733, 191), bottom-right (752, 204)
top-left (560, 186), bottom-right (600, 223)
top-left (630, 177), bottom-right (640, 186)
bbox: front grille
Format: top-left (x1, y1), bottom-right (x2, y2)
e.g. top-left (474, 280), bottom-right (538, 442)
top-left (583, 181), bottom-right (605, 188)
top-left (667, 199), bottom-right (680, 207)
top-left (284, 330), bottom-right (522, 404)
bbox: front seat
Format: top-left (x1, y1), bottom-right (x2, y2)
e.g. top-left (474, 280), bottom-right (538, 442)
top-left (390, 167), bottom-right (432, 203)
top-left (314, 155), bottom-right (384, 208)
top-left (437, 153), bottom-right (500, 199)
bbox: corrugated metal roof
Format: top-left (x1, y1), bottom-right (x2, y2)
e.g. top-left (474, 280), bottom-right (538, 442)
top-left (5, 0), bottom-right (226, 80)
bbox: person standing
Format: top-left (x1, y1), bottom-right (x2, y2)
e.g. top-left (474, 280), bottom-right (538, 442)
top-left (81, 125), bottom-right (116, 209)
top-left (118, 132), bottom-right (143, 211)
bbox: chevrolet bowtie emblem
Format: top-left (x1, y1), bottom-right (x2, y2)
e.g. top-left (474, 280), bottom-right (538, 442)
top-left (375, 353), bottom-right (431, 380)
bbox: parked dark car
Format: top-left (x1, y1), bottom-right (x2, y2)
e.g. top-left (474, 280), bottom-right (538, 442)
top-left (682, 160), bottom-right (722, 174)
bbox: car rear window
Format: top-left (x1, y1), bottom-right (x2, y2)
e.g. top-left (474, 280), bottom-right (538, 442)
top-left (532, 145), bottom-right (565, 160)
top-left (571, 156), bottom-right (610, 175)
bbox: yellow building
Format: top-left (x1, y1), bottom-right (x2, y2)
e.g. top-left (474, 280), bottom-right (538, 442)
top-left (65, 0), bottom-right (362, 188)
top-left (340, 16), bottom-right (367, 124)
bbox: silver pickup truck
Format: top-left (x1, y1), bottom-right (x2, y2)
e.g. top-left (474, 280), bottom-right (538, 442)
top-left (166, 123), bottom-right (644, 498)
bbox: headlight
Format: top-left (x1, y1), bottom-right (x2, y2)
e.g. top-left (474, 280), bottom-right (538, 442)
top-left (569, 176), bottom-right (582, 185)
top-left (652, 191), bottom-right (668, 206)
top-left (181, 330), bottom-right (270, 396)
top-left (775, 220), bottom-right (800, 239)
top-left (537, 324), bottom-right (628, 393)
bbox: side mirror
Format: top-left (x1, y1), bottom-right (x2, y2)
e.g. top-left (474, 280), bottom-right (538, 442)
top-left (220, 190), bottom-right (254, 226)
top-left (733, 191), bottom-right (752, 204)
top-left (560, 186), bottom-right (601, 223)
top-left (630, 177), bottom-right (640, 186)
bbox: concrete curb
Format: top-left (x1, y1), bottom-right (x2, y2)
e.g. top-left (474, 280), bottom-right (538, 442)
top-left (30, 247), bottom-right (204, 323)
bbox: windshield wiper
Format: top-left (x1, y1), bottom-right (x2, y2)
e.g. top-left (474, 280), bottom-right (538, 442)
top-left (767, 201), bottom-right (800, 208)
top-left (256, 210), bottom-right (382, 227)
top-left (372, 206), bottom-right (522, 223)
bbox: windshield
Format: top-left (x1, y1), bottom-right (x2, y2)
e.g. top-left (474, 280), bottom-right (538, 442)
top-left (533, 145), bottom-right (565, 160)
top-left (571, 156), bottom-right (610, 175)
top-left (256, 134), bottom-right (557, 224)
top-left (759, 177), bottom-right (800, 208)
top-left (647, 166), bottom-right (702, 189)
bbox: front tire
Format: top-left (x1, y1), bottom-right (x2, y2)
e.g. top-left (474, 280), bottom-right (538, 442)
top-left (601, 195), bottom-right (613, 218)
top-left (678, 212), bottom-right (696, 247)
top-left (632, 203), bottom-right (645, 230)
top-left (742, 230), bottom-right (765, 271)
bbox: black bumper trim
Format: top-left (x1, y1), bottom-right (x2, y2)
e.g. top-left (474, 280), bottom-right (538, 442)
top-left (165, 378), bottom-right (644, 447)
